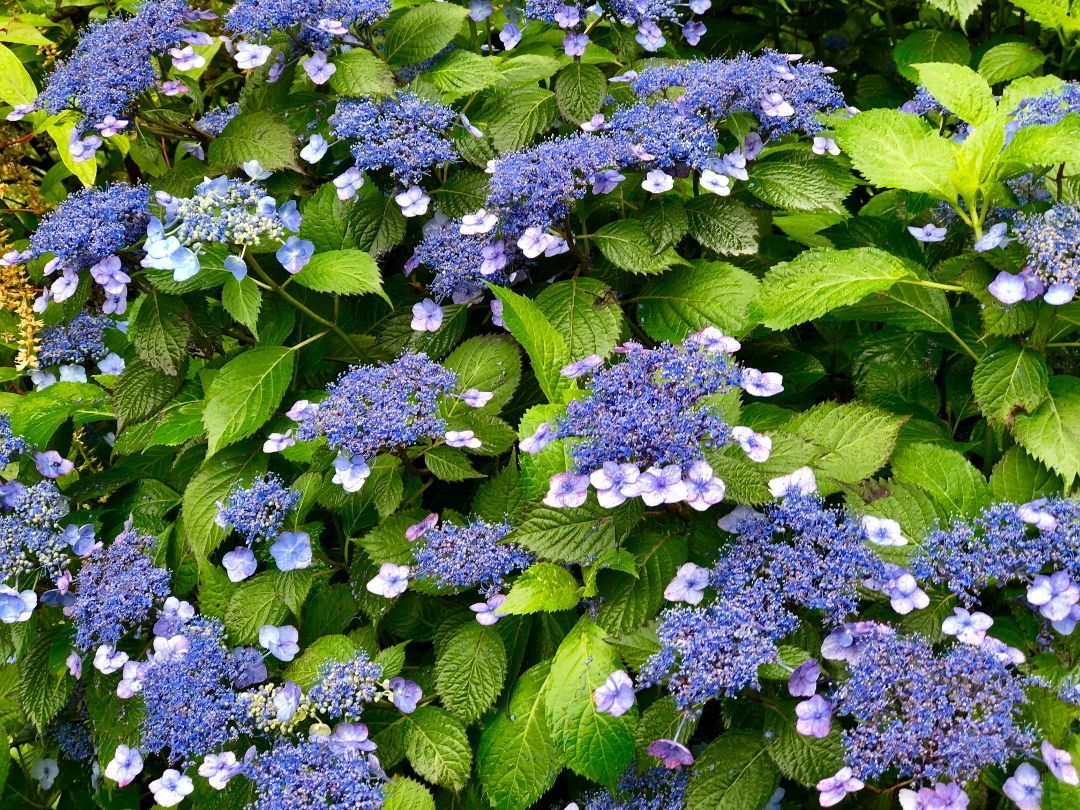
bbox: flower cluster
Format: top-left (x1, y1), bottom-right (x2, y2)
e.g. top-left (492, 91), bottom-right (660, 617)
top-left (195, 103), bottom-right (241, 136)
top-left (534, 334), bottom-right (778, 510)
top-left (36, 311), bottom-right (112, 368)
top-left (35, 0), bottom-right (191, 135)
top-left (411, 517), bottom-right (531, 597)
top-left (328, 93), bottom-right (459, 187)
top-left (215, 473), bottom-right (301, 545)
top-left (148, 175), bottom-right (307, 281)
top-left (580, 766), bottom-right (689, 810)
top-left (28, 183), bottom-right (149, 305)
top-left (243, 739), bottom-right (387, 810)
top-left (1012, 203), bottom-right (1080, 304)
top-left (832, 633), bottom-right (1033, 783)
top-left (630, 51), bottom-right (846, 137)
top-left (291, 353), bottom-right (459, 491)
top-left (226, 0), bottom-right (391, 49)
top-left (0, 480), bottom-right (71, 585)
top-left (1007, 81), bottom-right (1080, 137)
top-left (304, 653), bottom-right (384, 721)
top-left (640, 488), bottom-right (892, 709)
top-left (139, 617), bottom-right (256, 764)
top-left (0, 414), bottom-right (27, 467)
top-left (413, 217), bottom-right (512, 299)
top-left (69, 524), bottom-right (170, 652)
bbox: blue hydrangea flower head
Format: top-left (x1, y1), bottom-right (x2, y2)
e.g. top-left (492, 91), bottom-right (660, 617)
top-left (552, 338), bottom-right (744, 472)
top-left (581, 766), bottom-right (689, 810)
top-left (37, 311), bottom-right (113, 367)
top-left (140, 617), bottom-right (250, 764)
top-left (293, 352), bottom-right (458, 462)
top-left (36, 0), bottom-right (191, 130)
top-left (215, 473), bottom-right (301, 545)
top-left (608, 100), bottom-right (717, 169)
top-left (1013, 203), bottom-right (1080, 301)
top-left (226, 0), bottom-right (391, 48)
top-left (70, 523), bottom-right (170, 651)
top-left (414, 220), bottom-right (510, 298)
top-left (412, 518), bottom-right (532, 597)
top-left (30, 184), bottom-right (150, 271)
top-left (329, 93), bottom-right (459, 186)
top-left (1007, 81), bottom-right (1080, 137)
top-left (243, 739), bottom-right (386, 810)
top-left (305, 653), bottom-right (384, 720)
top-left (195, 103), bottom-right (241, 136)
top-left (833, 633), bottom-right (1033, 782)
top-left (0, 414), bottom-right (27, 467)
top-left (0, 480), bottom-right (71, 583)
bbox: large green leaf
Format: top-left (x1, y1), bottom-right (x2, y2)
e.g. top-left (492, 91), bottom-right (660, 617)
top-left (488, 285), bottom-right (572, 403)
top-left (753, 248), bottom-right (917, 330)
top-left (972, 342), bottom-right (1050, 428)
top-left (129, 290), bottom-right (190, 376)
top-left (402, 706), bottom-right (473, 790)
top-left (290, 249), bottom-right (388, 301)
top-left (638, 260), bottom-right (759, 342)
top-left (543, 618), bottom-right (635, 789)
top-left (509, 497), bottom-right (642, 564)
top-left (686, 732), bottom-right (780, 810)
top-left (203, 346), bottom-right (295, 456)
top-left (685, 196), bottom-right (762, 256)
top-left (500, 563), bottom-right (581, 615)
top-left (912, 62), bottom-right (996, 124)
top-left (535, 278), bottom-right (625, 359)
top-left (477, 662), bottom-right (562, 810)
top-left (329, 49), bottom-right (397, 96)
top-left (593, 220), bottom-right (682, 275)
top-left (891, 442), bottom-right (990, 516)
top-left (208, 111), bottom-right (298, 171)
top-left (435, 621), bottom-right (507, 724)
top-left (555, 62), bottom-right (606, 125)
top-left (383, 3), bottom-right (470, 65)
top-left (1013, 375), bottom-right (1080, 485)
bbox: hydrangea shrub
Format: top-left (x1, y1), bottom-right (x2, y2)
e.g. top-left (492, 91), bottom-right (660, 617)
top-left (0, 0), bottom-right (1079, 807)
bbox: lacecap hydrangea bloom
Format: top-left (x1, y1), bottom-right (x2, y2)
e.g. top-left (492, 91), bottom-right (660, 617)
top-left (36, 311), bottom-right (112, 368)
top-left (0, 480), bottom-right (71, 585)
top-left (291, 352), bottom-right (461, 491)
top-left (215, 473), bottom-right (301, 545)
top-left (410, 517), bottom-right (532, 597)
top-left (0, 414), bottom-right (27, 467)
top-left (243, 739), bottom-right (387, 810)
top-left (532, 331), bottom-right (779, 510)
top-left (226, 0), bottom-right (391, 49)
top-left (69, 523), bottom-right (170, 652)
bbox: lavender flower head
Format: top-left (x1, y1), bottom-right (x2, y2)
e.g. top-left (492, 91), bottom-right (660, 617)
top-left (243, 739), bottom-right (386, 810)
top-left (1013, 203), bottom-right (1080, 304)
top-left (832, 633), bottom-right (1033, 783)
top-left (36, 0), bottom-right (190, 131)
top-left (226, 0), bottom-right (391, 48)
top-left (411, 518), bottom-right (532, 597)
top-left (293, 352), bottom-right (458, 463)
top-left (329, 93), bottom-right (459, 186)
top-left (30, 183), bottom-right (150, 271)
top-left (579, 765), bottom-right (689, 810)
top-left (304, 653), bottom-right (384, 721)
top-left (36, 311), bottom-right (113, 367)
top-left (69, 524), bottom-right (170, 651)
top-left (0, 414), bottom-right (28, 468)
top-left (215, 473), bottom-right (301, 545)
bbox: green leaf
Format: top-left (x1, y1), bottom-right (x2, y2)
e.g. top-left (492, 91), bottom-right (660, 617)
top-left (0, 43), bottom-right (36, 105)
top-left (435, 621), bottom-right (507, 723)
top-left (427, 50), bottom-right (500, 99)
top-left (402, 706), bottom-right (473, 790)
top-left (640, 196), bottom-right (688, 250)
top-left (488, 285), bottom-right (572, 403)
top-left (290, 249), bottom-right (387, 301)
top-left (685, 196), bottom-right (762, 256)
top-left (753, 247), bottom-right (917, 330)
top-left (1013, 375), bottom-right (1080, 485)
top-left (222, 276), bottom-right (263, 336)
top-left (912, 62), bottom-right (996, 124)
top-left (978, 42), bottom-right (1047, 84)
top-left (509, 497), bottom-right (642, 564)
top-left (500, 563), bottom-right (580, 615)
top-left (48, 121), bottom-right (97, 187)
top-left (555, 62), bottom-right (606, 125)
top-left (535, 278), bottom-right (625, 359)
top-left (225, 574), bottom-right (290, 644)
top-left (594, 529), bottom-right (686, 635)
top-left (383, 3), bottom-right (470, 65)
top-left (473, 460), bottom-right (526, 524)
top-left (891, 442), bottom-right (990, 516)
top-left (384, 778), bottom-right (435, 810)
top-left (972, 342), bottom-right (1050, 428)
top-left (989, 447), bottom-right (1064, 503)
top-left (19, 626), bottom-right (73, 733)
top-left (593, 220), bottom-right (682, 275)
top-left (1001, 114), bottom-right (1080, 170)
top-left (203, 346), bottom-right (295, 456)
top-left (181, 443), bottom-right (267, 558)
top-left (745, 155), bottom-right (856, 214)
top-left (763, 703), bottom-right (844, 785)
top-left (833, 109), bottom-right (958, 199)
top-left (894, 29), bottom-right (971, 84)
top-left (638, 260), bottom-right (759, 342)
top-left (208, 111), bottom-right (298, 172)
top-left (544, 617), bottom-right (635, 789)
top-left (112, 359), bottom-right (180, 431)
top-left (284, 634), bottom-right (359, 686)
top-left (129, 291), bottom-right (190, 376)
top-left (686, 732), bottom-right (780, 810)
top-left (923, 0), bottom-right (982, 23)
top-left (781, 401), bottom-right (908, 493)
top-left (329, 49), bottom-right (397, 95)
top-left (441, 335), bottom-right (522, 415)
top-left (489, 88), bottom-right (557, 152)
top-left (424, 445), bottom-right (484, 481)
top-left (477, 662), bottom-right (562, 810)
